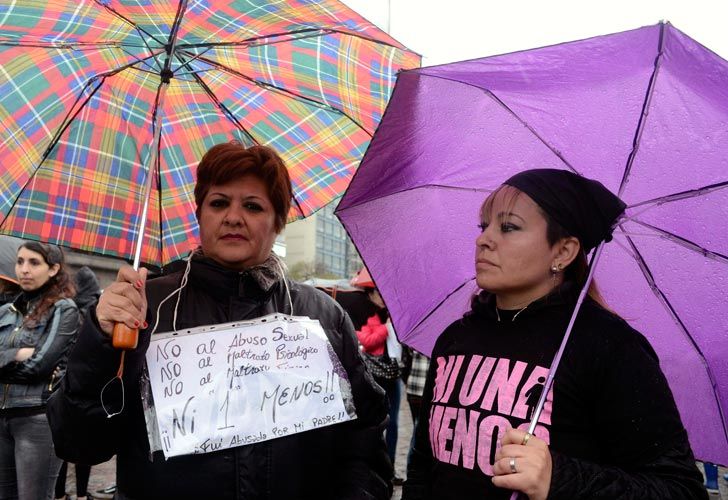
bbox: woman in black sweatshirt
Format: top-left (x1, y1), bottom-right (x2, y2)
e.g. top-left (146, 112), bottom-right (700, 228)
top-left (403, 169), bottom-right (706, 500)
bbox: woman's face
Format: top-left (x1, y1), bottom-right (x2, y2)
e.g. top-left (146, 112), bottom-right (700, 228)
top-left (475, 189), bottom-right (561, 308)
top-left (15, 247), bottom-right (59, 292)
top-left (198, 175), bottom-right (279, 271)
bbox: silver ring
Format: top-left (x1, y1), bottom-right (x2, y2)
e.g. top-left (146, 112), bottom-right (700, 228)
top-left (509, 457), bottom-right (517, 474)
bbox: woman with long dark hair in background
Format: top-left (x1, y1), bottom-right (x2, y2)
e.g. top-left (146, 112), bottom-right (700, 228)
top-left (0, 242), bottom-right (79, 499)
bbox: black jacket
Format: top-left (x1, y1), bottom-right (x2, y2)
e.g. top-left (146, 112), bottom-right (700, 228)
top-left (0, 296), bottom-right (79, 410)
top-left (47, 256), bottom-right (391, 499)
top-left (403, 288), bottom-right (707, 500)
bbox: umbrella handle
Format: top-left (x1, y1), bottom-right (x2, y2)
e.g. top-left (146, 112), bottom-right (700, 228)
top-left (112, 323), bottom-right (139, 350)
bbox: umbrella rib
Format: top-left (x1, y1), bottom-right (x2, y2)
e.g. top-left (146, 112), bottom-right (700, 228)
top-left (622, 233), bottom-right (728, 445)
top-left (427, 76), bottom-right (581, 174)
top-left (92, 0), bottom-right (168, 48)
top-left (0, 40), bottom-right (163, 72)
top-left (621, 219), bottom-right (728, 264)
top-left (176, 47), bottom-right (215, 70)
top-left (0, 77), bottom-right (104, 230)
top-left (618, 22), bottom-right (666, 197)
top-left (85, 50), bottom-right (166, 80)
top-left (627, 180), bottom-right (728, 209)
top-left (406, 278), bottom-right (476, 339)
top-left (191, 55), bottom-right (370, 136)
top-left (481, 85), bottom-right (579, 174)
top-left (404, 73), bottom-right (581, 174)
top-left (173, 49), bottom-right (308, 220)
top-left (167, 0), bottom-right (189, 51)
top-left (175, 26), bottom-right (416, 54)
top-left (175, 55), bottom-right (259, 147)
top-left (487, 90), bottom-right (585, 172)
top-left (0, 39), bottom-right (161, 76)
top-left (289, 192), bottom-right (307, 220)
top-left (0, 41), bottom-right (145, 50)
top-left (176, 27), bottom-right (331, 50)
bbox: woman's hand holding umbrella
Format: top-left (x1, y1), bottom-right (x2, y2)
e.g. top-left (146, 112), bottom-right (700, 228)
top-left (96, 266), bottom-right (148, 347)
top-left (492, 428), bottom-right (552, 500)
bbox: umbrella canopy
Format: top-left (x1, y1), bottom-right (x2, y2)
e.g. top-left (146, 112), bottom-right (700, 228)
top-left (0, 0), bottom-right (419, 268)
top-left (336, 23), bottom-right (728, 466)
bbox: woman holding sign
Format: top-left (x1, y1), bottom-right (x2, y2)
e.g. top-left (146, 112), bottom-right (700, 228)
top-left (47, 143), bottom-right (392, 500)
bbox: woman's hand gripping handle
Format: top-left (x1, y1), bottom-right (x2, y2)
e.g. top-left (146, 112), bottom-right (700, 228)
top-left (96, 266), bottom-right (148, 349)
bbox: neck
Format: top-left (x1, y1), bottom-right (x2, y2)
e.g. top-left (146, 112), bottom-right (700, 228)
top-left (495, 282), bottom-right (560, 310)
top-left (22, 280), bottom-right (52, 302)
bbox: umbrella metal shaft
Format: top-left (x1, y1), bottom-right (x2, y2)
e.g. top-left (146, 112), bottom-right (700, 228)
top-left (508, 241), bottom-right (607, 500)
top-left (131, 81), bottom-right (168, 270)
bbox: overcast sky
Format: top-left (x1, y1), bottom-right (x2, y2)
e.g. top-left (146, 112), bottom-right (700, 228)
top-left (341, 0), bottom-right (728, 65)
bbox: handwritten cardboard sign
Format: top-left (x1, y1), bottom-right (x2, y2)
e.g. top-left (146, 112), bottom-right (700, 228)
top-left (144, 314), bottom-right (356, 458)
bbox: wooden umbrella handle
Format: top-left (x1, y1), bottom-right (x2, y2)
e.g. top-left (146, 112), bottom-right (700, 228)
top-left (112, 323), bottom-right (139, 350)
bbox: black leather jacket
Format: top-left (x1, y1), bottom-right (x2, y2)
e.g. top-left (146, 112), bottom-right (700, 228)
top-left (47, 256), bottom-right (392, 500)
top-left (0, 297), bottom-right (79, 410)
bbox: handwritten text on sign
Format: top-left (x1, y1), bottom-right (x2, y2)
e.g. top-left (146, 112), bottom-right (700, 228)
top-left (145, 315), bottom-right (356, 458)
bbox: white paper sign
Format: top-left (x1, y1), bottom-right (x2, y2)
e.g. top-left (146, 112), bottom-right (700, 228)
top-left (144, 314), bottom-right (356, 458)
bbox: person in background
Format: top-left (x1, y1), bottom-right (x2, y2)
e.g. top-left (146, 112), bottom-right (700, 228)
top-left (404, 349), bottom-right (430, 470)
top-left (47, 142), bottom-right (391, 500)
top-left (54, 266), bottom-right (102, 500)
top-left (0, 236), bottom-right (22, 305)
top-left (335, 268), bottom-right (404, 484)
top-left (353, 289), bottom-right (401, 464)
top-left (403, 169), bottom-right (706, 499)
top-left (0, 275), bottom-right (21, 306)
top-left (0, 242), bottom-right (79, 500)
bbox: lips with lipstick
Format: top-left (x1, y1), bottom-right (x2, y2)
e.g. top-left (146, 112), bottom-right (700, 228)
top-left (220, 233), bottom-right (248, 241)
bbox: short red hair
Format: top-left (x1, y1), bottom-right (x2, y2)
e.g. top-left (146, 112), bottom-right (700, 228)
top-left (194, 142), bottom-right (293, 232)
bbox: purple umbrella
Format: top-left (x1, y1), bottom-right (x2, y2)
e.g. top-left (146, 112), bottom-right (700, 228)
top-left (336, 22), bottom-right (728, 466)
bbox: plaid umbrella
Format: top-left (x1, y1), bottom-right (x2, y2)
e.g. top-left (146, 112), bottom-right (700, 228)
top-left (0, 0), bottom-right (419, 268)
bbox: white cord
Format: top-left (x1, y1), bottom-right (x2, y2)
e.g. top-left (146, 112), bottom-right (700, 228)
top-left (151, 252), bottom-right (193, 334)
top-left (151, 253), bottom-right (292, 332)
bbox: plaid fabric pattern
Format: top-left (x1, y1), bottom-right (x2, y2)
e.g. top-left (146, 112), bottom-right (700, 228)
top-left (406, 350), bottom-right (430, 398)
top-left (0, 0), bottom-right (420, 267)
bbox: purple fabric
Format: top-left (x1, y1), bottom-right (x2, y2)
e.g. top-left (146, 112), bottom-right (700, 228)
top-left (336, 23), bottom-right (728, 465)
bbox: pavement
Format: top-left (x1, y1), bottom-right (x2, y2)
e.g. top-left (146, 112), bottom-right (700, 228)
top-left (60, 458), bottom-right (116, 499)
top-left (60, 393), bottom-right (726, 500)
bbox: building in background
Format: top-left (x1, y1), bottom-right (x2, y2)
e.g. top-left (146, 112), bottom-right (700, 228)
top-left (284, 201), bottom-right (361, 280)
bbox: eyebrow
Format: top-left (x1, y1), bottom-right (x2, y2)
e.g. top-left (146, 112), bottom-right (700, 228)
top-left (496, 211), bottom-right (526, 223)
top-left (208, 191), bottom-right (264, 201)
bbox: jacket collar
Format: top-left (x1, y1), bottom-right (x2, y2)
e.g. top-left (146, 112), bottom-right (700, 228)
top-left (186, 251), bottom-right (286, 300)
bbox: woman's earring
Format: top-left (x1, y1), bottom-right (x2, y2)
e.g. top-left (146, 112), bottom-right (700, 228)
top-left (550, 264), bottom-right (559, 273)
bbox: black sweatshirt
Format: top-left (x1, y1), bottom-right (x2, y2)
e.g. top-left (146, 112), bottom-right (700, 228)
top-left (403, 288), bottom-right (707, 500)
